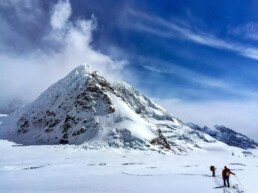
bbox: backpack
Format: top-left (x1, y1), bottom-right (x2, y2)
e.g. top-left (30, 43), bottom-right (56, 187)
top-left (210, 166), bottom-right (215, 171)
top-left (225, 169), bottom-right (230, 176)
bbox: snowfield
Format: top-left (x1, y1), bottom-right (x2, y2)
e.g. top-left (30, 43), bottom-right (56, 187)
top-left (1, 140), bottom-right (257, 193)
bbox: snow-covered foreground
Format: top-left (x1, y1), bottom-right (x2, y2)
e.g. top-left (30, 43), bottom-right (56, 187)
top-left (1, 140), bottom-right (257, 193)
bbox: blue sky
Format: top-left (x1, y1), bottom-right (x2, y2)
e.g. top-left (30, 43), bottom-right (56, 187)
top-left (0, 0), bottom-right (258, 138)
top-left (80, 0), bottom-right (258, 100)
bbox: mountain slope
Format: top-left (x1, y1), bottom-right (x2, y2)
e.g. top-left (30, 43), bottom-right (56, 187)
top-left (0, 64), bottom-right (221, 153)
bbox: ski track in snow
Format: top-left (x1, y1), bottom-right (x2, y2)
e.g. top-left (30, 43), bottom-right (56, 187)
top-left (121, 171), bottom-right (158, 177)
top-left (230, 163), bottom-right (247, 166)
top-left (0, 164), bottom-right (49, 171)
top-left (213, 174), bottom-right (246, 193)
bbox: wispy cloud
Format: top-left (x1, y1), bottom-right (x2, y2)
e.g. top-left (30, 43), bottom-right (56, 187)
top-left (139, 57), bottom-right (257, 101)
top-left (128, 10), bottom-right (258, 61)
top-left (143, 62), bottom-right (230, 90)
top-left (229, 22), bottom-right (258, 41)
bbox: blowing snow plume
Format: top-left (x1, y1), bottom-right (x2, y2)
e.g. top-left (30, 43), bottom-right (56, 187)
top-left (0, 0), bottom-right (127, 113)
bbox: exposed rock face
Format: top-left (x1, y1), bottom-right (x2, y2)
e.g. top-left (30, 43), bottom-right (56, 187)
top-left (187, 123), bottom-right (258, 149)
top-left (150, 129), bottom-right (171, 150)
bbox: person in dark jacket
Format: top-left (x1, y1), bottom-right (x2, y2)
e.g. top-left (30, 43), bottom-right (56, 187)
top-left (222, 166), bottom-right (235, 187)
top-left (210, 165), bottom-right (216, 177)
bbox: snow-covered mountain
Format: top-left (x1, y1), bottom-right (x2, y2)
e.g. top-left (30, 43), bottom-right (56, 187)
top-left (0, 64), bottom-right (219, 153)
top-left (187, 123), bottom-right (258, 150)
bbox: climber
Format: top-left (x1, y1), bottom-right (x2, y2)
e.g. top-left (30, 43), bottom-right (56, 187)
top-left (210, 165), bottom-right (216, 177)
top-left (222, 166), bottom-right (235, 187)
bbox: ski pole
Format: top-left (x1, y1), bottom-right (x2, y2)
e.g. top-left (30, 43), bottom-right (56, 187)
top-left (234, 175), bottom-right (242, 185)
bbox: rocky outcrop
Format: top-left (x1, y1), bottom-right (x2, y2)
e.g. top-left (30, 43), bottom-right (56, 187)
top-left (150, 129), bottom-right (171, 150)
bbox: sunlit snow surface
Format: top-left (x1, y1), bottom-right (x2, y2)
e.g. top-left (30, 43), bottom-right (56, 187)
top-left (1, 140), bottom-right (258, 193)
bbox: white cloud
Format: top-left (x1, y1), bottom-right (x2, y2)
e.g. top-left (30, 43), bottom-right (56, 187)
top-left (50, 0), bottom-right (72, 29)
top-left (0, 0), bottom-right (127, 110)
top-left (154, 98), bottom-right (258, 139)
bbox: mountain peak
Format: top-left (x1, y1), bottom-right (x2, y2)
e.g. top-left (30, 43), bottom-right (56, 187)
top-left (0, 64), bottom-right (231, 153)
top-left (71, 63), bottom-right (93, 76)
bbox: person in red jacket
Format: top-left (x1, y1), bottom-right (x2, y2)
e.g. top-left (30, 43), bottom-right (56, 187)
top-left (222, 166), bottom-right (235, 187)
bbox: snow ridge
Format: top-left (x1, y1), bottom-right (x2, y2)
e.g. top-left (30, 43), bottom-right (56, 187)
top-left (187, 123), bottom-right (258, 149)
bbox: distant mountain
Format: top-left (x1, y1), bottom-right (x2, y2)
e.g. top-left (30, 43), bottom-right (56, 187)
top-left (187, 123), bottom-right (258, 149)
top-left (0, 99), bottom-right (23, 114)
top-left (0, 64), bottom-right (218, 153)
